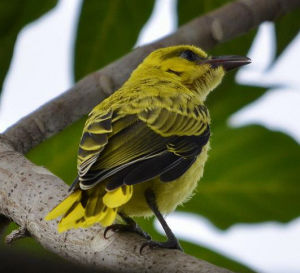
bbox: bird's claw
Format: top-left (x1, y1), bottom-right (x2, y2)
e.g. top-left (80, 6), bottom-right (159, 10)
top-left (104, 224), bottom-right (124, 239)
top-left (140, 239), bottom-right (183, 254)
top-left (104, 223), bottom-right (151, 240)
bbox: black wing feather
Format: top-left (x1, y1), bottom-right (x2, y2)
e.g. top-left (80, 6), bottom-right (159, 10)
top-left (160, 156), bottom-right (197, 182)
top-left (123, 152), bottom-right (183, 186)
top-left (107, 126), bottom-right (210, 189)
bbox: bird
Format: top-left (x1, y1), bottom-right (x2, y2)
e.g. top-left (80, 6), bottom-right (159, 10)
top-left (45, 45), bottom-right (250, 251)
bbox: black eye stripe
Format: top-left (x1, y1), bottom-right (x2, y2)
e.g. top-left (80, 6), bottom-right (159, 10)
top-left (180, 50), bottom-right (204, 62)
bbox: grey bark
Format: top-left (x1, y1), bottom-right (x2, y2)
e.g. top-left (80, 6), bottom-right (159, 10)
top-left (4, 0), bottom-right (300, 154)
top-left (0, 139), bottom-right (231, 273)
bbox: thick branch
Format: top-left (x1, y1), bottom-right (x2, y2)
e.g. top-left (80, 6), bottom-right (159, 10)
top-left (5, 0), bottom-right (300, 154)
top-left (0, 139), bottom-right (231, 273)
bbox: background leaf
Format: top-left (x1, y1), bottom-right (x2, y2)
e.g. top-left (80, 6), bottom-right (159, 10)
top-left (0, 0), bottom-right (58, 94)
top-left (184, 125), bottom-right (300, 229)
top-left (74, 0), bottom-right (154, 81)
top-left (274, 9), bottom-right (300, 59)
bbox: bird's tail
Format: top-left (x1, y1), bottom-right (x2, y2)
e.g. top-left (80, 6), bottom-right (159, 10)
top-left (45, 185), bottom-right (133, 232)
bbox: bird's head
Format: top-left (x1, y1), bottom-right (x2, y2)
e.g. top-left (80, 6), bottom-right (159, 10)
top-left (135, 45), bottom-right (251, 101)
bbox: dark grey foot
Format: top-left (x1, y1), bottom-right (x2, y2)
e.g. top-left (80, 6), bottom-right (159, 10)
top-left (140, 238), bottom-right (183, 254)
top-left (142, 188), bottom-right (184, 253)
top-left (104, 223), bottom-right (151, 240)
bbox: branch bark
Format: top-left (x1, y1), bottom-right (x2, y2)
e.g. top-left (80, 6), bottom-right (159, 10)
top-left (4, 0), bottom-right (300, 154)
top-left (0, 138), bottom-right (231, 273)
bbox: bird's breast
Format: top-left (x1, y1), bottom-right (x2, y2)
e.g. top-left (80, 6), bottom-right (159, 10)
top-left (121, 143), bottom-right (210, 217)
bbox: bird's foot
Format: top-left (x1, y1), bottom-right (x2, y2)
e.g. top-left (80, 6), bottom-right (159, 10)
top-left (140, 238), bottom-right (183, 254)
top-left (104, 223), bottom-right (151, 240)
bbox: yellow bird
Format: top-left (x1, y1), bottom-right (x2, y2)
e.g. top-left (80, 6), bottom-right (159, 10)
top-left (45, 45), bottom-right (250, 251)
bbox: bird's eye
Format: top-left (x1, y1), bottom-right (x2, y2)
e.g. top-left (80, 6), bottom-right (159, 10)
top-left (180, 50), bottom-right (203, 62)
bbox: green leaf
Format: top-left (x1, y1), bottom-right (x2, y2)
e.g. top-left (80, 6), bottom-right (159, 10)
top-left (135, 217), bottom-right (255, 273)
top-left (183, 125), bottom-right (300, 229)
top-left (0, 0), bottom-right (58, 94)
top-left (74, 0), bottom-right (154, 81)
top-left (274, 8), bottom-right (300, 60)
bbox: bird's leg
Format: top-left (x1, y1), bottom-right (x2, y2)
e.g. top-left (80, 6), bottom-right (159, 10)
top-left (104, 212), bottom-right (151, 240)
top-left (140, 188), bottom-right (183, 253)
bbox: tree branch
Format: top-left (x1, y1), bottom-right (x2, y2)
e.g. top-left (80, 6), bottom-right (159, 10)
top-left (4, 0), bottom-right (300, 154)
top-left (0, 138), bottom-right (231, 273)
top-left (5, 225), bottom-right (29, 244)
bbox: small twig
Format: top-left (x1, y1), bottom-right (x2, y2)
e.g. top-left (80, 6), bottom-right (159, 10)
top-left (5, 225), bottom-right (29, 245)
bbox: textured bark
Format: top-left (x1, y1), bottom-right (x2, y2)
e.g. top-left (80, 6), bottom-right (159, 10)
top-left (0, 139), bottom-right (231, 273)
top-left (4, 0), bottom-right (300, 154)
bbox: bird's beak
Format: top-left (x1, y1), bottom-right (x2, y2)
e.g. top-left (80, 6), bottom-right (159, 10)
top-left (202, 55), bottom-right (251, 71)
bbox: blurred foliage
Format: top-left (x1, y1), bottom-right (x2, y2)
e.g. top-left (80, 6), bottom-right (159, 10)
top-left (274, 8), bottom-right (300, 59)
top-left (186, 124), bottom-right (300, 228)
top-left (1, 0), bottom-right (300, 272)
top-left (74, 0), bottom-right (154, 81)
top-left (0, 0), bottom-right (58, 94)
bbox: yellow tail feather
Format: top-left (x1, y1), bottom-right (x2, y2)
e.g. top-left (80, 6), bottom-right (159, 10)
top-left (84, 201), bottom-right (107, 226)
top-left (103, 185), bottom-right (133, 208)
top-left (58, 203), bottom-right (85, 233)
top-left (45, 185), bottom-right (133, 231)
top-left (99, 207), bottom-right (118, 227)
top-left (45, 190), bottom-right (81, 221)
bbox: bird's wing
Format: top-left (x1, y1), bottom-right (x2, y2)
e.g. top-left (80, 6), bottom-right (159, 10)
top-left (77, 109), bottom-right (113, 178)
top-left (76, 95), bottom-right (210, 191)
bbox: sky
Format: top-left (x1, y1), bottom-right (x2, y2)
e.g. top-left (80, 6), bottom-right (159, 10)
top-left (0, 0), bottom-right (300, 272)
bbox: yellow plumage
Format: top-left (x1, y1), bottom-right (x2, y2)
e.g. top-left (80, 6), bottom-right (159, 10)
top-left (45, 45), bottom-right (250, 244)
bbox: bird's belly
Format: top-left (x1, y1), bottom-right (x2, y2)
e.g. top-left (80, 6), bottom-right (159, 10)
top-left (121, 143), bottom-right (209, 217)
